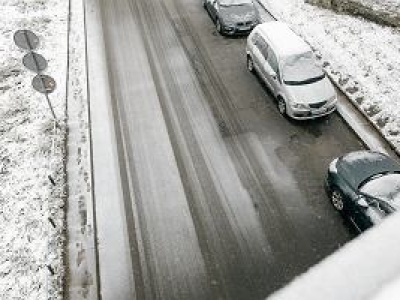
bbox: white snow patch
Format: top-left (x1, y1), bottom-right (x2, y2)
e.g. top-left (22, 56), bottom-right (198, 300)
top-left (0, 0), bottom-right (70, 299)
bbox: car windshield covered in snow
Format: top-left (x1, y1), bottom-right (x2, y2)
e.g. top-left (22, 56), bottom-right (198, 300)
top-left (360, 173), bottom-right (400, 210)
top-left (283, 52), bottom-right (325, 85)
top-left (220, 0), bottom-right (253, 6)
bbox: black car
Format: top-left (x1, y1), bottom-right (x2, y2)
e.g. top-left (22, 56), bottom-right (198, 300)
top-left (326, 150), bottom-right (400, 232)
top-left (202, 0), bottom-right (259, 36)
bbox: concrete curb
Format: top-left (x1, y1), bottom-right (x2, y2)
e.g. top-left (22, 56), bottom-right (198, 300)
top-left (84, 0), bottom-right (138, 298)
top-left (65, 0), bottom-right (99, 298)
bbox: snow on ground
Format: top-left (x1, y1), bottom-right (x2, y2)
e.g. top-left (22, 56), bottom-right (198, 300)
top-left (339, 0), bottom-right (400, 15)
top-left (0, 0), bottom-right (70, 299)
top-left (355, 0), bottom-right (400, 10)
top-left (260, 0), bottom-right (400, 152)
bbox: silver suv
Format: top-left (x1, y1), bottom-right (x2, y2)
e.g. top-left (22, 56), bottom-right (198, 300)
top-left (246, 21), bottom-right (337, 120)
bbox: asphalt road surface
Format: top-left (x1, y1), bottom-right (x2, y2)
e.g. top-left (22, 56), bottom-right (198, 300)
top-left (96, 0), bottom-right (365, 299)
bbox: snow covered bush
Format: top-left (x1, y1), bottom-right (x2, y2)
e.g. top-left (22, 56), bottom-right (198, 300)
top-left (305, 0), bottom-right (400, 27)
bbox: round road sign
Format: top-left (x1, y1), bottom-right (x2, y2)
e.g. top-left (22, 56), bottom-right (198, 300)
top-left (23, 52), bottom-right (47, 73)
top-left (32, 74), bottom-right (56, 94)
top-left (14, 30), bottom-right (39, 50)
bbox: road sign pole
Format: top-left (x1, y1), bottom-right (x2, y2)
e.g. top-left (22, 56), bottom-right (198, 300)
top-left (14, 29), bottom-right (59, 127)
top-left (44, 92), bottom-right (58, 124)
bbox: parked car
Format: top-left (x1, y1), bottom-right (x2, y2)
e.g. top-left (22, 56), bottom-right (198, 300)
top-left (325, 150), bottom-right (400, 232)
top-left (202, 0), bottom-right (259, 36)
top-left (246, 21), bottom-right (337, 120)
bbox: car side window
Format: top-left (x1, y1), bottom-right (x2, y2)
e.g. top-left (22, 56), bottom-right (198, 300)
top-left (267, 47), bottom-right (280, 78)
top-left (251, 33), bottom-right (260, 47)
top-left (253, 35), bottom-right (269, 61)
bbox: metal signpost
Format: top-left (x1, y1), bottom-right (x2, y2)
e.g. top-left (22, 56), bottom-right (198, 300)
top-left (13, 29), bottom-right (58, 126)
top-left (13, 30), bottom-right (60, 285)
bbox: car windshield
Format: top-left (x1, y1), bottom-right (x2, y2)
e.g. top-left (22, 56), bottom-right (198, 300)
top-left (220, 0), bottom-right (253, 6)
top-left (359, 173), bottom-right (400, 210)
top-left (283, 52), bottom-right (325, 85)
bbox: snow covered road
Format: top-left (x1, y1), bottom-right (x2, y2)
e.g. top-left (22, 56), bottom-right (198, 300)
top-left (89, 0), bottom-right (366, 298)
top-left (1, 0), bottom-right (397, 298)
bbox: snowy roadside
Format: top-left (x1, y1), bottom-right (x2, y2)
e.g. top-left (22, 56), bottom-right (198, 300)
top-left (260, 0), bottom-right (400, 153)
top-left (306, 0), bottom-right (400, 27)
top-left (65, 0), bottom-right (98, 298)
top-left (0, 0), bottom-right (71, 299)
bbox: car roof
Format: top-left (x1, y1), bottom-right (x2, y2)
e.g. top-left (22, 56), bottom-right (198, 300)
top-left (254, 21), bottom-right (311, 58)
top-left (337, 150), bottom-right (400, 190)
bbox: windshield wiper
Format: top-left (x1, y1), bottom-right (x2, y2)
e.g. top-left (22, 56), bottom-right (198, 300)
top-left (358, 172), bottom-right (389, 189)
top-left (284, 74), bottom-right (325, 86)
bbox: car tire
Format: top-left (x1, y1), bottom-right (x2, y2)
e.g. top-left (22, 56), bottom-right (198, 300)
top-left (277, 97), bottom-right (287, 116)
top-left (247, 55), bottom-right (255, 73)
top-left (216, 19), bottom-right (224, 35)
top-left (331, 188), bottom-right (345, 211)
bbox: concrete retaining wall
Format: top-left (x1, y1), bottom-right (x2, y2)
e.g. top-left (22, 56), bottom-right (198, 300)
top-left (305, 0), bottom-right (400, 27)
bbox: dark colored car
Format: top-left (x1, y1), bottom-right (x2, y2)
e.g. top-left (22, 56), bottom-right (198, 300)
top-left (326, 150), bottom-right (400, 232)
top-left (202, 0), bottom-right (259, 36)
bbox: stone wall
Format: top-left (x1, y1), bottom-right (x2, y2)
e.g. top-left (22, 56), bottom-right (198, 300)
top-left (305, 0), bottom-right (400, 27)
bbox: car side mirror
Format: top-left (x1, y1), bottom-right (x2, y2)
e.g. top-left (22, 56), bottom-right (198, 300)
top-left (356, 195), bottom-right (369, 209)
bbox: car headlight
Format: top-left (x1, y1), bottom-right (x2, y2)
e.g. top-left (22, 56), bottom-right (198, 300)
top-left (221, 19), bottom-right (234, 27)
top-left (291, 103), bottom-right (309, 110)
top-left (224, 24), bottom-right (235, 31)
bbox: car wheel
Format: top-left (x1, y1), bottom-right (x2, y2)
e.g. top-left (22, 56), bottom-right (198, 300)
top-left (277, 97), bottom-right (287, 116)
top-left (247, 56), bottom-right (254, 73)
top-left (331, 188), bottom-right (344, 211)
top-left (216, 19), bottom-right (223, 35)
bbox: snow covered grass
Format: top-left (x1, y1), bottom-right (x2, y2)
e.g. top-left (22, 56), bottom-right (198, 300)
top-left (337, 0), bottom-right (400, 12)
top-left (308, 0), bottom-right (400, 24)
top-left (0, 0), bottom-right (69, 298)
top-left (260, 0), bottom-right (400, 152)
